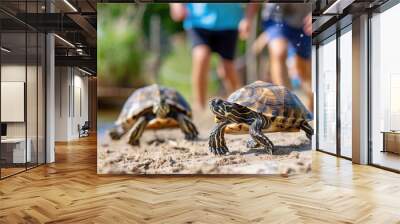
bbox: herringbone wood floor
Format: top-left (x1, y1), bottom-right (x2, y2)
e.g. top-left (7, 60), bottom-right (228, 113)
top-left (0, 135), bottom-right (400, 224)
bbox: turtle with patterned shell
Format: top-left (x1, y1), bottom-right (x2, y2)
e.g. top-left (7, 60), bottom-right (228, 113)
top-left (109, 84), bottom-right (198, 145)
top-left (208, 81), bottom-right (314, 155)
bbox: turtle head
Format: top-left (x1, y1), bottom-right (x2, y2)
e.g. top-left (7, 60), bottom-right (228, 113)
top-left (210, 98), bottom-right (249, 123)
top-left (153, 97), bottom-right (170, 118)
top-left (209, 98), bottom-right (234, 122)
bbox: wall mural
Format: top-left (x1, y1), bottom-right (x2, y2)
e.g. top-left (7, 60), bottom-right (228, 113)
top-left (97, 3), bottom-right (313, 175)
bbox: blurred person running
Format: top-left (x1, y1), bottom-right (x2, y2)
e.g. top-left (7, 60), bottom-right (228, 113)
top-left (239, 3), bottom-right (313, 112)
top-left (170, 3), bottom-right (243, 109)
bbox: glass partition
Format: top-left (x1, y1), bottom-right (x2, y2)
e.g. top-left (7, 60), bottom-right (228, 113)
top-left (0, 2), bottom-right (46, 179)
top-left (1, 30), bottom-right (28, 177)
top-left (317, 36), bottom-right (337, 154)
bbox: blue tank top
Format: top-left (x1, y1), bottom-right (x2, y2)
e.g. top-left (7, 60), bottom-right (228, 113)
top-left (184, 3), bottom-right (243, 31)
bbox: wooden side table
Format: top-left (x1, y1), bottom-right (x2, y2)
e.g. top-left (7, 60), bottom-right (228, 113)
top-left (381, 131), bottom-right (400, 154)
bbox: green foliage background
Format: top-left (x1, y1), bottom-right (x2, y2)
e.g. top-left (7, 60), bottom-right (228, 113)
top-left (98, 4), bottom-right (148, 87)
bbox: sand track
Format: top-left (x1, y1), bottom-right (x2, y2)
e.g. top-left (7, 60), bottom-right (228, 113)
top-left (98, 109), bottom-right (311, 175)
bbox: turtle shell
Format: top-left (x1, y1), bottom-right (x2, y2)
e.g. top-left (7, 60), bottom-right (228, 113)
top-left (115, 84), bottom-right (192, 129)
top-left (224, 81), bottom-right (313, 134)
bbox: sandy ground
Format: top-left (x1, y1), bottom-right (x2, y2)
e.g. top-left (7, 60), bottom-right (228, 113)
top-left (98, 107), bottom-right (312, 175)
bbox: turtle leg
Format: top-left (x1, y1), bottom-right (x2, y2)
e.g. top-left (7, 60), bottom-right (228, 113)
top-left (177, 113), bottom-right (199, 140)
top-left (109, 126), bottom-right (125, 140)
top-left (300, 121), bottom-right (314, 140)
top-left (209, 120), bottom-right (230, 155)
top-left (109, 119), bottom-right (135, 140)
top-left (246, 138), bottom-right (260, 149)
top-left (249, 116), bottom-right (274, 154)
top-left (128, 116), bottom-right (149, 146)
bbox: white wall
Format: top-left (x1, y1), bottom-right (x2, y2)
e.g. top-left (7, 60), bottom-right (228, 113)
top-left (55, 67), bottom-right (89, 141)
top-left (55, 67), bottom-right (69, 141)
top-left (72, 73), bottom-right (89, 137)
top-left (1, 65), bottom-right (27, 137)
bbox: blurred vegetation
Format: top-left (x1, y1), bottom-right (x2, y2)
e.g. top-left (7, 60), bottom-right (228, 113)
top-left (142, 4), bottom-right (183, 38)
top-left (98, 4), bottom-right (185, 88)
top-left (98, 4), bottom-right (148, 87)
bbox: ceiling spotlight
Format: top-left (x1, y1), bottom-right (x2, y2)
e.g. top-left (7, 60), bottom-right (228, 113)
top-left (76, 48), bottom-right (86, 55)
top-left (323, 0), bottom-right (355, 15)
top-left (63, 0), bottom-right (78, 12)
top-left (1, 47), bottom-right (11, 53)
top-left (78, 67), bottom-right (93, 76)
top-left (54, 34), bottom-right (75, 48)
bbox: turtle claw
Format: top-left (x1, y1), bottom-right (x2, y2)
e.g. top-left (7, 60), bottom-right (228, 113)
top-left (264, 144), bottom-right (274, 155)
top-left (208, 120), bottom-right (230, 156)
top-left (209, 146), bottom-right (229, 155)
top-left (110, 132), bottom-right (121, 140)
top-left (128, 139), bottom-right (140, 146)
top-left (265, 147), bottom-right (273, 155)
top-left (184, 133), bottom-right (197, 141)
top-left (208, 136), bottom-right (229, 155)
top-left (109, 127), bottom-right (124, 140)
top-left (246, 139), bottom-right (260, 149)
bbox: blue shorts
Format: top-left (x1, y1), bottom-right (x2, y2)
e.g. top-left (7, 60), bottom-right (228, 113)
top-left (263, 20), bottom-right (311, 59)
top-left (187, 28), bottom-right (238, 60)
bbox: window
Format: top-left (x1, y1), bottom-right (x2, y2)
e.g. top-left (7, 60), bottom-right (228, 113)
top-left (339, 28), bottom-right (352, 158)
top-left (317, 36), bottom-right (337, 154)
top-left (370, 3), bottom-right (400, 171)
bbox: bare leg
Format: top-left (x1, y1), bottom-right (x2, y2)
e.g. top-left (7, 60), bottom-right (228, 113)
top-left (268, 38), bottom-right (292, 89)
top-left (192, 45), bottom-right (211, 110)
top-left (128, 116), bottom-right (149, 146)
top-left (252, 32), bottom-right (269, 55)
top-left (219, 59), bottom-right (241, 95)
top-left (295, 55), bottom-right (313, 112)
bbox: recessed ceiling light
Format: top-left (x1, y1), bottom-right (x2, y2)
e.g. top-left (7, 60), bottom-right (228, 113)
top-left (63, 0), bottom-right (78, 12)
top-left (323, 0), bottom-right (355, 15)
top-left (54, 34), bottom-right (75, 48)
top-left (78, 67), bottom-right (93, 76)
top-left (1, 47), bottom-right (11, 53)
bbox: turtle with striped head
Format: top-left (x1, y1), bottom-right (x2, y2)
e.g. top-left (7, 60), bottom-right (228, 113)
top-left (109, 84), bottom-right (198, 145)
top-left (209, 81), bottom-right (313, 155)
